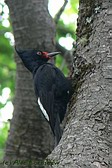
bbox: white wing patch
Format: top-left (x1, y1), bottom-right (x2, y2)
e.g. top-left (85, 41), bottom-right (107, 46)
top-left (38, 97), bottom-right (49, 121)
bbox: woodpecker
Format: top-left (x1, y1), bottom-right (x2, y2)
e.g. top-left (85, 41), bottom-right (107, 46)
top-left (16, 47), bottom-right (71, 145)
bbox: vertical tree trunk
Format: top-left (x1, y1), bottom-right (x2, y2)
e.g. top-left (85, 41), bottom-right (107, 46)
top-left (48, 0), bottom-right (111, 167)
top-left (4, 0), bottom-right (55, 166)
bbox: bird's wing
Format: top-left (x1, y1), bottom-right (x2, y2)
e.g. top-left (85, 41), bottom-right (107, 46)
top-left (34, 64), bottom-right (57, 133)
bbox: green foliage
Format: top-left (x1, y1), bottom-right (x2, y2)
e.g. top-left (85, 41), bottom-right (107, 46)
top-left (56, 0), bottom-right (79, 76)
top-left (0, 22), bottom-right (15, 96)
top-left (0, 122), bottom-right (9, 148)
top-left (0, 2), bottom-right (15, 160)
top-left (56, 20), bottom-right (76, 40)
top-left (0, 122), bottom-right (9, 160)
top-left (56, 55), bottom-right (69, 76)
top-left (68, 0), bottom-right (79, 13)
top-left (56, 0), bottom-right (79, 40)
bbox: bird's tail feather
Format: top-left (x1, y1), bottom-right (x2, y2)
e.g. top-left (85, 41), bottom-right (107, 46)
top-left (54, 113), bottom-right (62, 146)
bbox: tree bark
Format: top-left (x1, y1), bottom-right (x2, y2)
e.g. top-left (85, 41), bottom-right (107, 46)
top-left (4, 0), bottom-right (55, 167)
top-left (47, 0), bottom-right (111, 167)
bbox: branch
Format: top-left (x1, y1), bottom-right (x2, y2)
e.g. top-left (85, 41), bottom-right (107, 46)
top-left (54, 0), bottom-right (68, 24)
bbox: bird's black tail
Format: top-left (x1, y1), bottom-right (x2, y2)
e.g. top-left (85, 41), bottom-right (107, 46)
top-left (54, 113), bottom-right (62, 146)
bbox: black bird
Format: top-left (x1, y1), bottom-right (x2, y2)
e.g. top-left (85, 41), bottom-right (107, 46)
top-left (16, 47), bottom-right (71, 145)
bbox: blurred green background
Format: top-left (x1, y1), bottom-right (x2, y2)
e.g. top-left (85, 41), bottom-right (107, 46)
top-left (0, 0), bottom-right (78, 160)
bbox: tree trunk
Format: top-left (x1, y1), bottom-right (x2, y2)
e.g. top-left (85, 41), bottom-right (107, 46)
top-left (4, 0), bottom-right (55, 166)
top-left (48, 0), bottom-right (111, 167)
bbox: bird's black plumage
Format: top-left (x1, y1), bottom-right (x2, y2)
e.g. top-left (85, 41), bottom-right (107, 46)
top-left (16, 47), bottom-right (71, 145)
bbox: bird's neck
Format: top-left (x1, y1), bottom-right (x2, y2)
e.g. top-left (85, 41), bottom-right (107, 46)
top-left (32, 61), bottom-right (46, 75)
top-left (21, 58), bottom-right (45, 74)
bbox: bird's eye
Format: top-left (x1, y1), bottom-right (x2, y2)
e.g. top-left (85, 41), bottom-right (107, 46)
top-left (37, 51), bottom-right (42, 55)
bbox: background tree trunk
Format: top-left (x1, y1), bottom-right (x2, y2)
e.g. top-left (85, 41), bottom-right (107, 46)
top-left (4, 0), bottom-right (55, 166)
top-left (48, 0), bottom-right (111, 167)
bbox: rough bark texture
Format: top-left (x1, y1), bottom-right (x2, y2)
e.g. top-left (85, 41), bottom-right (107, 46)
top-left (47, 0), bottom-right (111, 168)
top-left (4, 0), bottom-right (55, 167)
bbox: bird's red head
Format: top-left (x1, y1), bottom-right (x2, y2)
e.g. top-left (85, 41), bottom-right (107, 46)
top-left (37, 51), bottom-right (50, 59)
top-left (37, 51), bottom-right (61, 60)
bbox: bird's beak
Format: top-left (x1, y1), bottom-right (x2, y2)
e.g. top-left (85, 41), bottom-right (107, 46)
top-left (47, 52), bottom-right (61, 57)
